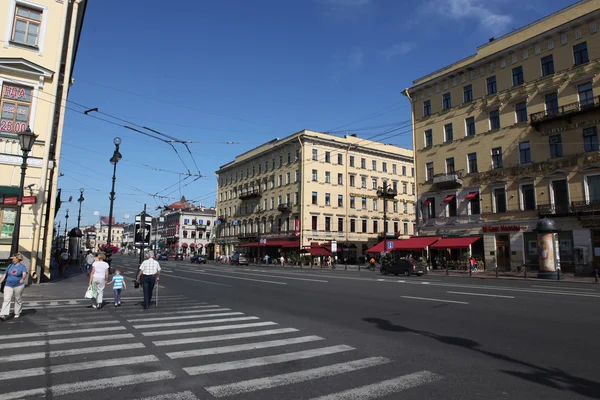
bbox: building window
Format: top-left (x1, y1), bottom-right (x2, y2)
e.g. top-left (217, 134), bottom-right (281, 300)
top-left (549, 135), bottom-right (562, 158)
top-left (578, 82), bottom-right (594, 107)
top-left (350, 175), bottom-right (355, 187)
top-left (446, 157), bottom-right (455, 173)
top-left (469, 193), bottom-right (480, 215)
top-left (426, 162), bottom-right (434, 181)
top-left (545, 92), bottom-right (559, 114)
top-left (382, 162), bottom-right (387, 172)
top-left (444, 123), bottom-right (453, 143)
top-left (403, 222), bottom-right (409, 235)
top-left (295, 170), bottom-right (299, 182)
top-left (0, 208), bottom-right (16, 240)
top-left (350, 218), bottom-right (356, 233)
top-left (584, 127), bottom-right (599, 152)
top-left (279, 155), bottom-right (283, 167)
top-left (465, 117), bottom-right (476, 137)
top-left (337, 153), bottom-right (343, 165)
top-left (442, 92), bottom-right (451, 110)
top-left (287, 153), bottom-right (291, 164)
top-left (515, 102), bottom-right (528, 123)
top-left (312, 169), bottom-right (318, 181)
top-left (372, 160), bottom-right (377, 171)
top-left (463, 85), bottom-right (473, 103)
top-left (362, 197), bottom-right (367, 209)
top-left (402, 182), bottom-right (407, 194)
top-left (467, 152), bottom-right (478, 173)
top-left (312, 149), bottom-right (318, 161)
top-left (272, 159), bottom-right (275, 169)
top-left (519, 142), bottom-right (531, 164)
top-left (11, 6), bottom-right (42, 47)
top-left (361, 176), bottom-right (367, 188)
top-left (424, 129), bottom-right (433, 147)
top-left (325, 171), bottom-right (331, 183)
top-left (338, 194), bottom-right (343, 207)
top-left (325, 193), bottom-right (331, 206)
top-left (295, 149), bottom-right (300, 161)
top-left (337, 173), bottom-right (343, 185)
top-left (362, 219), bottom-right (367, 233)
top-left (541, 55), bottom-right (554, 76)
top-left (489, 109), bottom-right (500, 130)
top-left (393, 202), bottom-right (398, 213)
top-left (373, 199), bottom-right (378, 211)
top-left (586, 175), bottom-right (600, 202)
top-left (349, 156), bottom-right (355, 167)
top-left (392, 181), bottom-right (398, 192)
top-left (392, 164), bottom-right (397, 174)
top-left (361, 158), bottom-right (366, 169)
top-left (573, 42), bottom-right (589, 65)
top-left (1, 84), bottom-right (32, 134)
top-left (373, 220), bottom-right (378, 234)
top-left (312, 216), bottom-right (318, 231)
top-left (486, 76), bottom-right (497, 95)
top-left (286, 172), bottom-right (290, 184)
top-left (494, 188), bottom-right (507, 213)
top-left (423, 100), bottom-right (431, 116)
top-left (492, 147), bottom-right (503, 169)
top-left (312, 191), bottom-right (318, 205)
top-left (512, 66), bottom-right (524, 86)
top-left (521, 184), bottom-right (536, 211)
top-left (294, 192), bottom-right (299, 204)
top-left (325, 151), bottom-right (331, 163)
top-left (338, 218), bottom-right (344, 233)
top-left (402, 166), bottom-right (407, 176)
top-left (411, 183), bottom-right (415, 194)
top-left (403, 202), bottom-right (408, 214)
top-left (350, 196), bottom-right (355, 208)
top-left (278, 175), bottom-right (282, 187)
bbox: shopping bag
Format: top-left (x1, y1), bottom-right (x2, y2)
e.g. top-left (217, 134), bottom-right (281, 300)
top-left (84, 285), bottom-right (94, 299)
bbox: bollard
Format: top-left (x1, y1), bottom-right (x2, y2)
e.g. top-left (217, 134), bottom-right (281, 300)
top-left (595, 268), bottom-right (599, 283)
top-left (524, 267), bottom-right (527, 280)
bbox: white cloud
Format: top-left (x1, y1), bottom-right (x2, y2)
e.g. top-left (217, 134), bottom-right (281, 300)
top-left (431, 0), bottom-right (513, 35)
top-left (379, 43), bottom-right (415, 60)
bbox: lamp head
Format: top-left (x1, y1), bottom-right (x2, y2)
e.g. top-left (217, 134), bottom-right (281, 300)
top-left (18, 126), bottom-right (38, 152)
top-left (113, 137), bottom-right (122, 146)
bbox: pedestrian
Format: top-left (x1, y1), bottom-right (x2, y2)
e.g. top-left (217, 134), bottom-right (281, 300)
top-left (369, 257), bottom-right (376, 270)
top-left (0, 253), bottom-right (28, 321)
top-left (470, 256), bottom-right (477, 272)
top-left (107, 268), bottom-right (126, 307)
top-left (280, 255), bottom-right (285, 266)
top-left (85, 250), bottom-right (95, 275)
top-left (264, 254), bottom-right (270, 265)
top-left (60, 248), bottom-right (70, 277)
top-left (88, 253), bottom-right (109, 309)
top-left (135, 251), bottom-right (161, 310)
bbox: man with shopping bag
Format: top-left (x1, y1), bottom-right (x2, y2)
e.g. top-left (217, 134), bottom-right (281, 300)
top-left (135, 251), bottom-right (161, 310)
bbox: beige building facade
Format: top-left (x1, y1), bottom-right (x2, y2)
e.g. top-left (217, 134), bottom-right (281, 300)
top-left (404, 0), bottom-right (600, 272)
top-left (0, 0), bottom-right (86, 280)
top-left (215, 130), bottom-right (415, 263)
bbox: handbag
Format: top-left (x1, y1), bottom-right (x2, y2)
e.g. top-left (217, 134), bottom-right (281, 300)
top-left (0, 274), bottom-right (6, 293)
top-left (84, 284), bottom-right (97, 299)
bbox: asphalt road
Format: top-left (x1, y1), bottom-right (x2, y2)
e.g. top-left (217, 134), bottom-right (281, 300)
top-left (1, 255), bottom-right (599, 399)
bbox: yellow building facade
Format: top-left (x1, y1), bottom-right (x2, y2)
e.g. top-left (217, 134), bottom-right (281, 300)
top-left (404, 0), bottom-right (600, 272)
top-left (0, 0), bottom-right (86, 279)
top-left (215, 130), bottom-right (415, 262)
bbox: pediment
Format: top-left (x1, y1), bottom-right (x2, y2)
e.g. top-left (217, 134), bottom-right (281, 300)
top-left (0, 58), bottom-right (53, 80)
top-left (516, 175), bottom-right (536, 181)
top-left (581, 164), bottom-right (600, 172)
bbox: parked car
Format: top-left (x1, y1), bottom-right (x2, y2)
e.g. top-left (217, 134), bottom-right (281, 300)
top-left (380, 259), bottom-right (425, 277)
top-left (191, 254), bottom-right (207, 264)
top-left (158, 253), bottom-right (169, 261)
top-left (231, 252), bottom-right (249, 266)
top-left (174, 253), bottom-right (184, 261)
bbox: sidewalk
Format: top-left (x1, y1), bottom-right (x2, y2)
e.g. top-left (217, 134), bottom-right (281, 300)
top-left (25, 264), bottom-right (91, 299)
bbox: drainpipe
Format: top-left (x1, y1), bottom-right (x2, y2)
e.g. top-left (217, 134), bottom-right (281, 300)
top-left (297, 135), bottom-right (304, 257)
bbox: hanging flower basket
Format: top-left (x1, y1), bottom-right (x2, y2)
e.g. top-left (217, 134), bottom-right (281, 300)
top-left (99, 244), bottom-right (119, 254)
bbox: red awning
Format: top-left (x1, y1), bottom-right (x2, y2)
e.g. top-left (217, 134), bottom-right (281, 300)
top-left (182, 243), bottom-right (188, 247)
top-left (281, 240), bottom-right (300, 248)
top-left (430, 236), bottom-right (481, 249)
top-left (394, 236), bottom-right (441, 250)
top-left (422, 198), bottom-right (433, 205)
top-left (366, 240), bottom-right (403, 254)
top-left (239, 242), bottom-right (259, 248)
top-left (189, 243), bottom-right (196, 247)
top-left (443, 195), bottom-right (455, 203)
top-left (305, 247), bottom-right (332, 256)
top-left (465, 192), bottom-right (479, 200)
top-left (265, 239), bottom-right (300, 247)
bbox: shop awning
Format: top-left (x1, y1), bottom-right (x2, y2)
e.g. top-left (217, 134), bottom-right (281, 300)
top-left (430, 236), bottom-right (481, 249)
top-left (394, 236), bottom-right (441, 250)
top-left (443, 195), bottom-right (455, 203)
top-left (182, 243), bottom-right (188, 247)
top-left (465, 192), bottom-right (479, 200)
top-left (366, 240), bottom-right (402, 254)
top-left (239, 242), bottom-right (259, 248)
top-left (305, 247), bottom-right (332, 256)
top-left (265, 239), bottom-right (300, 247)
top-left (422, 198), bottom-right (433, 205)
top-left (189, 243), bottom-right (196, 247)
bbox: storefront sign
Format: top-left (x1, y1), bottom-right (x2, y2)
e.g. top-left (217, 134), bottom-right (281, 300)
top-left (22, 196), bottom-right (36, 204)
top-left (483, 225), bottom-right (521, 233)
top-left (3, 196), bottom-right (17, 205)
top-left (541, 119), bottom-right (600, 137)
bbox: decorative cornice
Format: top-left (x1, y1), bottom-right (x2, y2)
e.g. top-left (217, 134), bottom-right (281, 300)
top-left (0, 154), bottom-right (43, 167)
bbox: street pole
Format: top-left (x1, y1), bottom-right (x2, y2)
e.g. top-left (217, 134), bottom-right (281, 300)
top-left (139, 204), bottom-right (147, 265)
top-left (63, 209), bottom-right (69, 250)
top-left (106, 137), bottom-right (122, 246)
top-left (257, 206), bottom-right (262, 263)
top-left (377, 182), bottom-right (397, 264)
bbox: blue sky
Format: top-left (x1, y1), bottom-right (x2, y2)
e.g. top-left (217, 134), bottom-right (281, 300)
top-left (57, 0), bottom-right (576, 226)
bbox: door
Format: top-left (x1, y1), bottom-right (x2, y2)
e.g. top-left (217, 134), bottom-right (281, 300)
top-left (495, 234), bottom-right (511, 271)
top-left (552, 179), bottom-right (569, 213)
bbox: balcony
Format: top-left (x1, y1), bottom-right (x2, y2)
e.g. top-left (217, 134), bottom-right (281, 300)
top-left (237, 233), bottom-right (258, 240)
top-left (277, 203), bottom-right (292, 213)
top-left (239, 189), bottom-right (262, 200)
top-left (432, 170), bottom-right (463, 189)
top-left (572, 200), bottom-right (600, 215)
top-left (530, 96), bottom-right (600, 130)
top-left (537, 203), bottom-right (574, 217)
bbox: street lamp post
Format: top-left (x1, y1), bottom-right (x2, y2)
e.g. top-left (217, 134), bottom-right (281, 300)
top-left (10, 126), bottom-right (38, 255)
top-left (106, 137), bottom-right (122, 246)
top-left (77, 188), bottom-right (84, 229)
top-left (376, 182), bottom-right (397, 258)
top-left (63, 209), bottom-right (69, 250)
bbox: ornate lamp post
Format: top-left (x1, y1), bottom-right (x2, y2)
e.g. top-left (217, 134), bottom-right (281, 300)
top-left (376, 182), bottom-right (397, 256)
top-left (76, 188), bottom-right (84, 228)
top-left (10, 126), bottom-right (38, 255)
top-left (69, 188), bottom-right (85, 264)
top-left (106, 137), bottom-right (122, 246)
top-left (63, 209), bottom-right (69, 250)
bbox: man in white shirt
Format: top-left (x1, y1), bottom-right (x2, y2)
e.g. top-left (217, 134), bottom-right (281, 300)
top-left (136, 251), bottom-right (161, 309)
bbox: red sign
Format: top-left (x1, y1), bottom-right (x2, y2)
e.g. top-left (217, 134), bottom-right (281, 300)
top-left (483, 225), bottom-right (521, 233)
top-left (3, 85), bottom-right (30, 100)
top-left (294, 219), bottom-right (300, 236)
top-left (3, 196), bottom-right (17, 205)
top-left (22, 196), bottom-right (36, 204)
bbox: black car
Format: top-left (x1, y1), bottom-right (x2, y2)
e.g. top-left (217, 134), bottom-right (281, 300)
top-left (380, 259), bottom-right (425, 277)
top-left (174, 253), bottom-right (184, 261)
top-left (191, 254), bottom-right (207, 264)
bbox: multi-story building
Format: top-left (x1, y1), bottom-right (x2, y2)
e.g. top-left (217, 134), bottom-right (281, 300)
top-left (94, 223), bottom-right (125, 250)
top-left (215, 130), bottom-right (415, 263)
top-left (403, 0), bottom-right (600, 272)
top-left (0, 0), bottom-right (87, 280)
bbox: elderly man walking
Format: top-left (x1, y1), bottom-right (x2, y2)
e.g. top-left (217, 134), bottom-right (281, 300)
top-left (135, 251), bottom-right (161, 309)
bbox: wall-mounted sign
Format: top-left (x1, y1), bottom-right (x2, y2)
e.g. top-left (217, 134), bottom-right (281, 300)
top-left (22, 196), bottom-right (36, 204)
top-left (483, 225), bottom-right (521, 233)
top-left (541, 119), bottom-right (600, 137)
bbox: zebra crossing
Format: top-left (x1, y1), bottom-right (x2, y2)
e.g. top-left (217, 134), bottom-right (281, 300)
top-left (0, 295), bottom-right (443, 399)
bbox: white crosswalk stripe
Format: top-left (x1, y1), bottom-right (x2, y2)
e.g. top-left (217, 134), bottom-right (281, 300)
top-left (127, 311), bottom-right (243, 322)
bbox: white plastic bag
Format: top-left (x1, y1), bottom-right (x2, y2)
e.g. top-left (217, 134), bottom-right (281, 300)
top-left (84, 285), bottom-right (95, 299)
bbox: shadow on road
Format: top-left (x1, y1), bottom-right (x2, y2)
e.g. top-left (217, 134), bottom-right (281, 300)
top-left (363, 317), bottom-right (600, 399)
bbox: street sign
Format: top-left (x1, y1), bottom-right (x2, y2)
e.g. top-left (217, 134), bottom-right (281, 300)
top-left (331, 240), bottom-right (337, 253)
top-left (387, 241), bottom-right (394, 250)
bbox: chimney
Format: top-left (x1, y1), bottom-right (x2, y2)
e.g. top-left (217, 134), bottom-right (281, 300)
top-left (489, 37), bottom-right (495, 43)
top-left (350, 133), bottom-right (357, 137)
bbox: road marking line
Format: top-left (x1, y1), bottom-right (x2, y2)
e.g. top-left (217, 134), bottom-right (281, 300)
top-left (184, 344), bottom-right (354, 375)
top-left (167, 335), bottom-right (324, 359)
top-left (43, 320), bottom-right (121, 328)
top-left (376, 279), bottom-right (385, 281)
top-left (0, 343), bottom-right (146, 363)
top-left (160, 273), bottom-right (232, 287)
top-left (309, 370), bottom-right (444, 400)
top-left (182, 270), bottom-right (288, 285)
top-left (397, 280), bottom-right (405, 283)
top-left (120, 307), bottom-right (227, 318)
top-left (447, 291), bottom-right (515, 299)
top-left (531, 285), bottom-right (595, 291)
top-left (225, 270), bottom-right (328, 283)
top-left (205, 357), bottom-right (390, 397)
top-left (154, 327), bottom-right (298, 346)
top-left (0, 326), bottom-right (126, 340)
top-left (0, 334), bottom-right (134, 350)
top-left (134, 316), bottom-right (259, 329)
top-left (421, 282), bottom-right (431, 285)
top-left (128, 312), bottom-right (242, 323)
top-left (425, 282), bottom-right (600, 298)
top-left (134, 391), bottom-right (198, 400)
top-left (401, 296), bottom-right (469, 305)
top-left (22, 295), bottom-right (186, 305)
top-left (0, 355), bottom-right (159, 380)
top-left (0, 370), bottom-right (176, 400)
top-left (142, 321), bottom-right (277, 337)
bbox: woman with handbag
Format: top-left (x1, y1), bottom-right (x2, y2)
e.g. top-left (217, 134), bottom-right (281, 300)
top-left (88, 253), bottom-right (109, 309)
top-left (0, 253), bottom-right (28, 321)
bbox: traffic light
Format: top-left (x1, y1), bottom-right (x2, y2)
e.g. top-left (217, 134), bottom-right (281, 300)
top-left (134, 221), bottom-right (151, 245)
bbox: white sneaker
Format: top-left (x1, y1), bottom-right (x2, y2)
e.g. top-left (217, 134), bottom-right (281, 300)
top-left (14, 314), bottom-right (19, 318)
top-left (92, 305), bottom-right (97, 309)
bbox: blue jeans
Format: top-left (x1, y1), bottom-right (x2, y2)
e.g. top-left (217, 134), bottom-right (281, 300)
top-left (141, 275), bottom-right (155, 308)
top-left (114, 289), bottom-right (122, 304)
